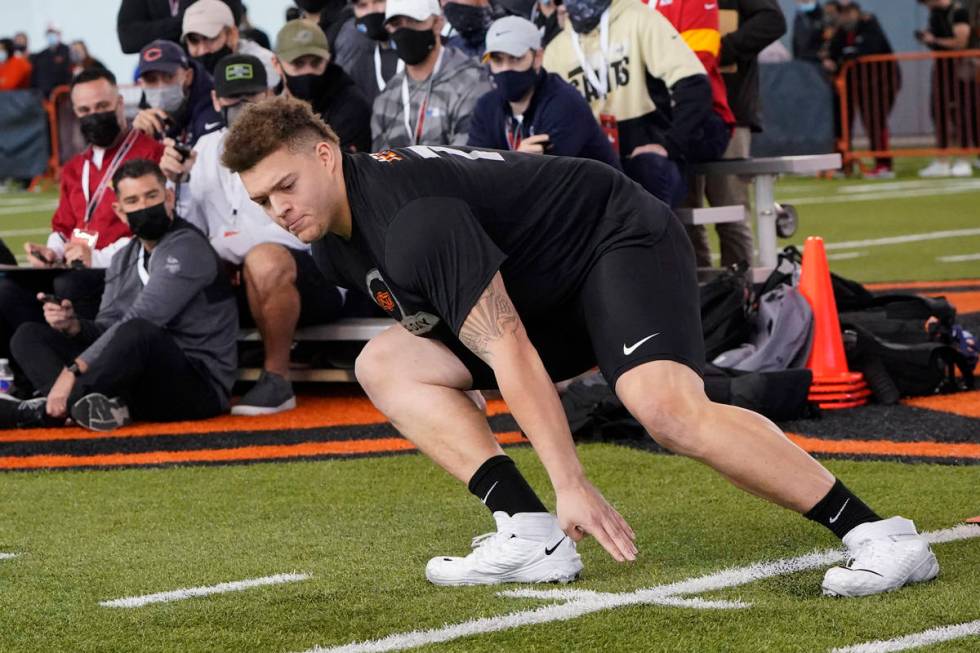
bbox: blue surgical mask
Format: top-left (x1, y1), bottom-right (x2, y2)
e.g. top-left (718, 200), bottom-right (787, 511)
top-left (796, 2), bottom-right (817, 12)
top-left (0, 50), bottom-right (8, 63)
top-left (46, 33), bottom-right (60, 48)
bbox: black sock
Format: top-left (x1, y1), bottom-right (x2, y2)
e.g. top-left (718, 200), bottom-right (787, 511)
top-left (468, 455), bottom-right (548, 516)
top-left (805, 479), bottom-right (881, 539)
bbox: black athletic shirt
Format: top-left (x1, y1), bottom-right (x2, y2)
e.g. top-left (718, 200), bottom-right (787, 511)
top-left (312, 145), bottom-right (672, 342)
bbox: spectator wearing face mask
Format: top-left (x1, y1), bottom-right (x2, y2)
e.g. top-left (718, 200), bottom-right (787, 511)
top-left (162, 54), bottom-right (345, 416)
top-left (792, 0), bottom-right (827, 62)
top-left (0, 38), bottom-right (32, 90)
top-left (0, 68), bottom-right (163, 393)
top-left (30, 25), bottom-right (73, 98)
top-left (274, 20), bottom-right (372, 152)
top-left (68, 41), bottom-right (105, 77)
top-left (441, 0), bottom-right (494, 59)
top-left (116, 0), bottom-right (243, 55)
top-left (333, 0), bottom-right (406, 103)
top-left (372, 0), bottom-right (492, 149)
top-left (181, 0), bottom-right (280, 89)
top-left (543, 0), bottom-right (713, 207)
top-left (468, 16), bottom-right (620, 168)
top-left (4, 159), bottom-right (238, 432)
top-left (132, 40), bottom-right (222, 148)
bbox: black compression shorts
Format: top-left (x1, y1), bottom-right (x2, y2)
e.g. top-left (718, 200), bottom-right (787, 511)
top-left (446, 215), bottom-right (705, 391)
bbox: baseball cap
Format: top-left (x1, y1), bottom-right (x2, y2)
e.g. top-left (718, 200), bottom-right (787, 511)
top-left (276, 19), bottom-right (331, 63)
top-left (137, 40), bottom-right (190, 77)
top-left (384, 0), bottom-right (442, 23)
top-left (182, 0), bottom-right (235, 40)
top-left (213, 54), bottom-right (268, 98)
top-left (483, 16), bottom-right (542, 62)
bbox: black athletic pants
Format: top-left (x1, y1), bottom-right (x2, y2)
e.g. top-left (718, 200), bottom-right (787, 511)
top-left (10, 318), bottom-right (224, 422)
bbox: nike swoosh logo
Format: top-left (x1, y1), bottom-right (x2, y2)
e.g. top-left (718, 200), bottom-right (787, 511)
top-left (705, 3), bottom-right (716, 9)
top-left (828, 498), bottom-right (850, 524)
top-left (623, 333), bottom-right (661, 356)
top-left (204, 121), bottom-right (222, 130)
top-left (545, 535), bottom-right (566, 555)
top-left (482, 481), bottom-right (498, 505)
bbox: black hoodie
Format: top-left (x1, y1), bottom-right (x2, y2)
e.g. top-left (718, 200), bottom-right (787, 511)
top-left (309, 63), bottom-right (373, 153)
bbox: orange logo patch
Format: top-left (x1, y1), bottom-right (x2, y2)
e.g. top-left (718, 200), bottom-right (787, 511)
top-left (375, 290), bottom-right (396, 313)
top-left (369, 150), bottom-right (404, 163)
top-left (143, 47), bottom-right (163, 62)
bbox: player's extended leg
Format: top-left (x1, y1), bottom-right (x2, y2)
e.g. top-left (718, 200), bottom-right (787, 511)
top-left (356, 325), bottom-right (582, 585)
top-left (615, 360), bottom-right (939, 597)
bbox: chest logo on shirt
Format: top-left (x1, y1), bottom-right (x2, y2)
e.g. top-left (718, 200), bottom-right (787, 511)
top-left (369, 150), bottom-right (404, 163)
top-left (366, 269), bottom-right (440, 336)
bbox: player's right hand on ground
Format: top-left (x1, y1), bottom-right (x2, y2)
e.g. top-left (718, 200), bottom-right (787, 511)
top-left (556, 479), bottom-right (637, 562)
top-left (518, 134), bottom-right (550, 155)
top-left (160, 137), bottom-right (197, 182)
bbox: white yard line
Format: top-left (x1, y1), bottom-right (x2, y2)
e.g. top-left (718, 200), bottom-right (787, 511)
top-left (0, 227), bottom-right (50, 237)
top-left (780, 186), bottom-right (980, 205)
top-left (304, 525), bottom-right (980, 653)
top-left (825, 228), bottom-right (980, 250)
top-left (937, 253), bottom-right (980, 263)
top-left (0, 553), bottom-right (18, 560)
top-left (827, 252), bottom-right (867, 261)
top-left (831, 619), bottom-right (980, 653)
top-left (0, 203), bottom-right (57, 216)
top-left (99, 572), bottom-right (310, 608)
top-left (775, 179), bottom-right (980, 196)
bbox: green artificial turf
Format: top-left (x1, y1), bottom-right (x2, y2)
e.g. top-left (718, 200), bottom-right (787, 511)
top-left (1, 445), bottom-right (978, 652)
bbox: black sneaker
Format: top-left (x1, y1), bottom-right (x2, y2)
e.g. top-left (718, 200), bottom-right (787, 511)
top-left (232, 370), bottom-right (296, 416)
top-left (0, 397), bottom-right (65, 429)
top-left (70, 393), bottom-right (132, 432)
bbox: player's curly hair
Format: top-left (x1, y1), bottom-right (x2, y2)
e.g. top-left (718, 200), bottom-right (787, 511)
top-left (221, 96), bottom-right (340, 174)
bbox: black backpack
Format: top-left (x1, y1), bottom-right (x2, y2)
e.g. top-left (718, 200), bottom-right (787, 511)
top-left (700, 263), bottom-right (752, 361)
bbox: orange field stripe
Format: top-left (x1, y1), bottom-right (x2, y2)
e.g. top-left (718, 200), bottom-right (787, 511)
top-left (944, 290), bottom-right (980, 315)
top-left (0, 397), bottom-right (512, 444)
top-left (0, 431), bottom-right (526, 470)
top-left (903, 390), bottom-right (980, 419)
top-left (864, 279), bottom-right (980, 291)
top-left (787, 433), bottom-right (980, 459)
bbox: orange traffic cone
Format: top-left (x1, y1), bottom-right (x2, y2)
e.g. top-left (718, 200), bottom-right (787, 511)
top-left (799, 236), bottom-right (869, 409)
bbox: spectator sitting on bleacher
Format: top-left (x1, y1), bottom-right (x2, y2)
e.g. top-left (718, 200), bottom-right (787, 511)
top-left (2, 159), bottom-right (238, 432)
top-left (467, 16), bottom-right (620, 168)
top-left (68, 41), bottom-right (106, 77)
top-left (116, 0), bottom-right (243, 55)
top-left (132, 40), bottom-right (222, 148)
top-left (543, 0), bottom-right (714, 207)
top-left (372, 0), bottom-right (492, 149)
top-left (0, 68), bottom-right (164, 390)
top-left (181, 0), bottom-right (280, 89)
top-left (274, 20), bottom-right (373, 152)
top-left (442, 0), bottom-right (494, 59)
top-left (30, 24), bottom-right (73, 98)
top-left (163, 54), bottom-right (345, 416)
top-left (0, 38), bottom-right (33, 90)
top-left (332, 0), bottom-right (404, 104)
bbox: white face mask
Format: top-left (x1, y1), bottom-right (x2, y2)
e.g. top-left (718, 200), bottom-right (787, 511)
top-left (0, 50), bottom-right (8, 63)
top-left (46, 33), bottom-right (60, 48)
top-left (144, 83), bottom-right (187, 114)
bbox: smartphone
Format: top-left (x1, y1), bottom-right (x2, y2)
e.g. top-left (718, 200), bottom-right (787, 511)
top-left (28, 246), bottom-right (50, 264)
top-left (39, 294), bottom-right (63, 305)
top-left (914, 29), bottom-right (925, 41)
top-left (173, 143), bottom-right (192, 163)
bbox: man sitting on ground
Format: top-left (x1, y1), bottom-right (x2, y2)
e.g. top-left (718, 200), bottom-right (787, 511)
top-left (3, 160), bottom-right (238, 432)
top-left (467, 15), bottom-right (620, 168)
top-left (164, 54), bottom-right (345, 416)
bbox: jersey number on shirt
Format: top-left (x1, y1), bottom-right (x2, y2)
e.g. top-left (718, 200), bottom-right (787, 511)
top-left (407, 145), bottom-right (506, 162)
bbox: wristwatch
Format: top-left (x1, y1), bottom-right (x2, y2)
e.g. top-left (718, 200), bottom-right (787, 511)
top-left (67, 362), bottom-right (82, 377)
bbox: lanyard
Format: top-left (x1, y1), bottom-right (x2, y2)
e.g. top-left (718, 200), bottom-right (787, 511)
top-left (81, 129), bottom-right (138, 224)
top-left (170, 0), bottom-right (180, 17)
top-left (374, 45), bottom-right (405, 93)
top-left (569, 9), bottom-right (611, 98)
top-left (401, 47), bottom-right (444, 146)
top-left (505, 114), bottom-right (524, 151)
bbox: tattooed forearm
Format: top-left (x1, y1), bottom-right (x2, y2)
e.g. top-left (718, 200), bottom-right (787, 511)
top-left (459, 274), bottom-right (520, 360)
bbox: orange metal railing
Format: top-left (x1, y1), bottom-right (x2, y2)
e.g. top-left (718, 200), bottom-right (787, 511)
top-left (836, 49), bottom-right (980, 171)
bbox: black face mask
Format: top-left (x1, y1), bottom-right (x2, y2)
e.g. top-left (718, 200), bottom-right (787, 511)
top-left (125, 201), bottom-right (172, 241)
top-left (443, 3), bottom-right (492, 42)
top-left (390, 27), bottom-right (436, 65)
top-left (295, 0), bottom-right (330, 12)
top-left (79, 110), bottom-right (122, 148)
top-left (492, 67), bottom-right (539, 102)
top-left (193, 45), bottom-right (233, 74)
top-left (564, 0), bottom-right (611, 34)
top-left (285, 72), bottom-right (321, 101)
top-left (355, 12), bottom-right (390, 41)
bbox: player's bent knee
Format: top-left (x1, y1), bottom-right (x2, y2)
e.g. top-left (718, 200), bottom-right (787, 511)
top-left (354, 335), bottom-right (398, 394)
top-left (635, 390), bottom-right (709, 458)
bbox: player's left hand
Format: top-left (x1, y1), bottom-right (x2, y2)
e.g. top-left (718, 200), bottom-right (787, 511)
top-left (46, 367), bottom-right (76, 418)
top-left (556, 479), bottom-right (637, 562)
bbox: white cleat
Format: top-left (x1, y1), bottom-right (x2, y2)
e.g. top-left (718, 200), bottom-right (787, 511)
top-left (918, 160), bottom-right (952, 178)
top-left (822, 516), bottom-right (939, 598)
top-left (951, 159), bottom-right (974, 178)
top-left (426, 512), bottom-right (583, 586)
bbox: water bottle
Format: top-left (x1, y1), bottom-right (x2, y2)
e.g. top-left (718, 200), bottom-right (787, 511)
top-left (0, 359), bottom-right (13, 396)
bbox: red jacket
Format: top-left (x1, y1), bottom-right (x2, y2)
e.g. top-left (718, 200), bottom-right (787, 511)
top-left (648, 0), bottom-right (736, 126)
top-left (51, 129), bottom-right (164, 250)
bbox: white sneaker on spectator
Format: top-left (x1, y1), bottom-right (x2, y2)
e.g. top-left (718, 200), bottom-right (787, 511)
top-left (821, 516), bottom-right (938, 598)
top-left (951, 159), bottom-right (973, 177)
top-left (425, 512), bottom-right (583, 586)
top-left (918, 160), bottom-right (952, 178)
